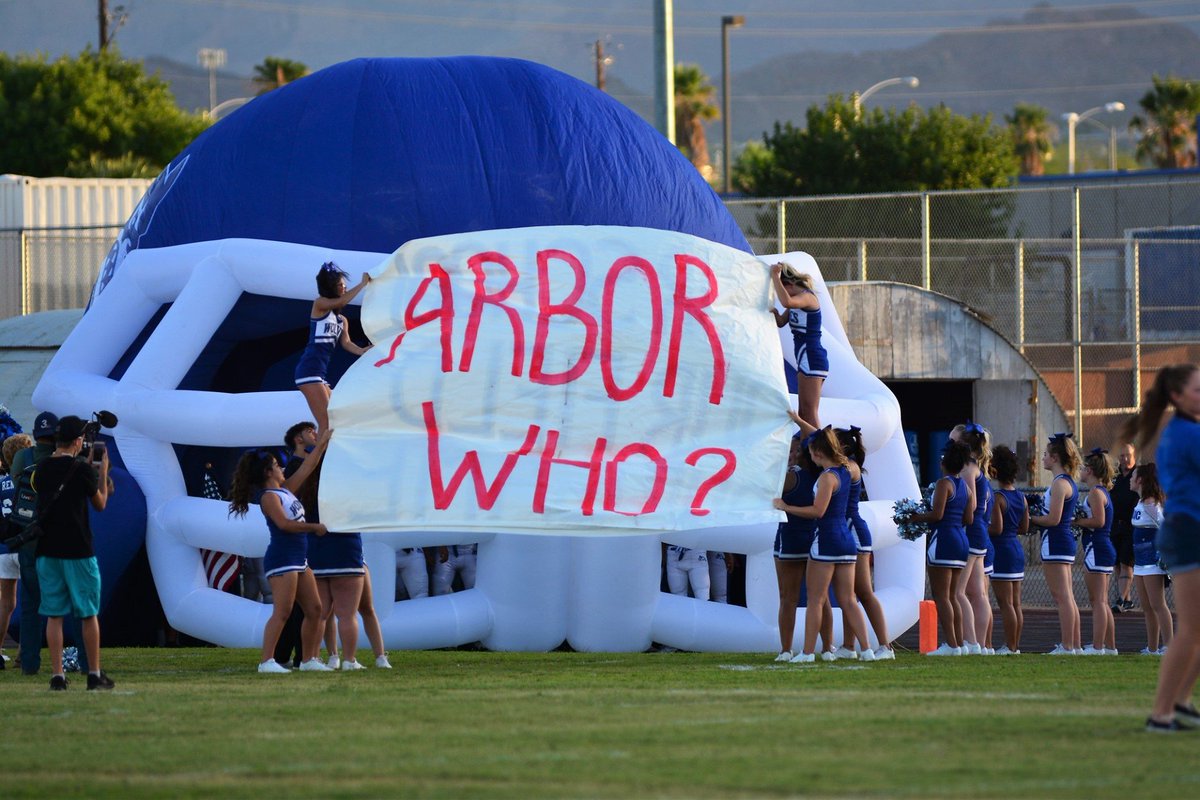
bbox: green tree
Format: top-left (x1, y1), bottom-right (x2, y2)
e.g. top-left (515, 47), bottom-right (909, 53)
top-left (673, 63), bottom-right (719, 180)
top-left (1006, 103), bottom-right (1055, 176)
top-left (253, 57), bottom-right (309, 95)
top-left (0, 49), bottom-right (208, 178)
top-left (1129, 74), bottom-right (1200, 169)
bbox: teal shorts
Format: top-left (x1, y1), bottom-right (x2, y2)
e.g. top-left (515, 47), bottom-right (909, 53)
top-left (36, 556), bottom-right (101, 618)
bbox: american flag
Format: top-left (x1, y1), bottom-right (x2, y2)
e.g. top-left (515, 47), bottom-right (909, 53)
top-left (199, 465), bottom-right (240, 593)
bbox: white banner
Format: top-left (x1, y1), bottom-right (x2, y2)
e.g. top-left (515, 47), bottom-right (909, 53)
top-left (319, 225), bottom-right (791, 535)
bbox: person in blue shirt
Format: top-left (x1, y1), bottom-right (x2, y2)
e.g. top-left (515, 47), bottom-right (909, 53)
top-left (294, 263), bottom-right (372, 433)
top-left (1076, 448), bottom-right (1117, 655)
top-left (1121, 364), bottom-right (1200, 732)
top-left (1029, 433), bottom-right (1082, 655)
top-left (770, 263), bottom-right (828, 429)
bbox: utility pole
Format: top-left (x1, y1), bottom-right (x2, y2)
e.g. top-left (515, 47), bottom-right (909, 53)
top-left (99, 0), bottom-right (109, 51)
top-left (653, 0), bottom-right (675, 143)
top-left (594, 40), bottom-right (607, 92)
top-left (98, 1), bottom-right (127, 51)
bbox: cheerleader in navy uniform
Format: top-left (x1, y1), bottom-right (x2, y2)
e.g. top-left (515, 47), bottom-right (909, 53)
top-left (1029, 433), bottom-right (1082, 655)
top-left (774, 428), bottom-right (872, 663)
top-left (1130, 463), bottom-right (1171, 656)
top-left (987, 446), bottom-right (1028, 655)
top-left (1077, 448), bottom-right (1118, 655)
top-left (295, 263), bottom-right (372, 433)
top-left (770, 263), bottom-right (828, 428)
top-left (1121, 364), bottom-right (1200, 732)
top-left (911, 441), bottom-right (975, 656)
top-left (229, 429), bottom-right (331, 674)
top-left (949, 422), bottom-right (993, 655)
top-left (835, 426), bottom-right (892, 659)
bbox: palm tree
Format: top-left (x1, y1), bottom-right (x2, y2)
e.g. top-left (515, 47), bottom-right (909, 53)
top-left (674, 63), bottom-right (719, 180)
top-left (252, 57), bottom-right (309, 95)
top-left (1129, 75), bottom-right (1200, 169)
top-left (1005, 103), bottom-right (1055, 176)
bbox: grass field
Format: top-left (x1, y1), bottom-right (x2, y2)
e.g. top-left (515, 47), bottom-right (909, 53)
top-left (4, 646), bottom-right (1192, 799)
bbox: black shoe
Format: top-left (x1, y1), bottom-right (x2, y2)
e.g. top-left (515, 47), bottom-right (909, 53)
top-left (1175, 704), bottom-right (1200, 729)
top-left (1146, 716), bottom-right (1191, 733)
top-left (1111, 603), bottom-right (1124, 614)
top-left (86, 671), bottom-right (115, 691)
top-left (49, 674), bottom-right (68, 691)
top-left (1122, 599), bottom-right (1136, 612)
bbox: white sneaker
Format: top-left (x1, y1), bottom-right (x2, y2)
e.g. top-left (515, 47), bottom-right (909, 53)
top-left (873, 647), bottom-right (896, 661)
top-left (340, 660), bottom-right (365, 671)
top-left (326, 654), bottom-right (341, 670)
top-left (257, 659), bottom-right (291, 674)
top-left (1046, 644), bottom-right (1073, 655)
top-left (375, 654), bottom-right (393, 669)
top-left (953, 646), bottom-right (966, 656)
top-left (774, 651), bottom-right (793, 662)
top-left (1072, 648), bottom-right (1086, 655)
top-left (982, 647), bottom-right (996, 656)
top-left (1156, 646), bottom-right (1168, 656)
top-left (820, 650), bottom-right (838, 662)
top-left (996, 645), bottom-right (1013, 655)
top-left (1080, 645), bottom-right (1103, 656)
top-left (859, 648), bottom-right (877, 662)
top-left (1139, 647), bottom-right (1157, 655)
top-left (964, 642), bottom-right (983, 655)
top-left (1103, 648), bottom-right (1119, 656)
top-left (299, 658), bottom-right (333, 672)
top-left (790, 651), bottom-right (815, 663)
top-left (833, 646), bottom-right (857, 660)
top-left (927, 643), bottom-right (956, 656)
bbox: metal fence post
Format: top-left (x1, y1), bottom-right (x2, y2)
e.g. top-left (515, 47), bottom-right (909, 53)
top-left (1015, 239), bottom-right (1025, 355)
top-left (19, 228), bottom-right (29, 316)
top-left (1132, 238), bottom-right (1142, 407)
top-left (858, 239), bottom-right (868, 281)
top-left (1072, 186), bottom-right (1084, 443)
top-left (776, 199), bottom-right (787, 255)
top-left (920, 192), bottom-right (931, 290)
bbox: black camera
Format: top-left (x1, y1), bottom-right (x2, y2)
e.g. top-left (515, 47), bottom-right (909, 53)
top-left (79, 410), bottom-right (118, 462)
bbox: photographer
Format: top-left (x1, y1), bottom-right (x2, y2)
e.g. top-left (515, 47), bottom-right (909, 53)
top-left (34, 416), bottom-right (112, 691)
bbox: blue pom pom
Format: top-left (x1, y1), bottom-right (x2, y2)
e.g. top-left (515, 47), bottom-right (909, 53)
top-left (62, 646), bottom-right (80, 673)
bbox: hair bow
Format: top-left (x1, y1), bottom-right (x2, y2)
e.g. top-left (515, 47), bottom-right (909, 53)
top-left (849, 425), bottom-right (862, 434)
top-left (1048, 432), bottom-right (1073, 444)
top-left (320, 261), bottom-right (341, 273)
top-left (802, 431), bottom-right (820, 450)
top-left (1089, 447), bottom-right (1109, 457)
top-left (963, 420), bottom-right (984, 435)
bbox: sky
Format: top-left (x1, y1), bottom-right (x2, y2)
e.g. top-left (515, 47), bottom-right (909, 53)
top-left (4, 0), bottom-right (1200, 94)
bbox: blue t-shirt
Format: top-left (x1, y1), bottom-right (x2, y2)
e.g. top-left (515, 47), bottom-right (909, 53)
top-left (1157, 413), bottom-right (1200, 521)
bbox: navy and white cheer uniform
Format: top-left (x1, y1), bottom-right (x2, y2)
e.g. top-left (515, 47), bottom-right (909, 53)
top-left (775, 465), bottom-right (818, 560)
top-left (433, 543), bottom-right (477, 595)
top-left (308, 531), bottom-right (365, 578)
top-left (1131, 499), bottom-right (1165, 577)
top-left (966, 468), bottom-right (993, 557)
top-left (991, 488), bottom-right (1027, 581)
top-left (1039, 474), bottom-right (1079, 564)
top-left (847, 476), bottom-right (872, 554)
top-left (927, 475), bottom-right (969, 569)
top-left (294, 310), bottom-right (344, 387)
top-left (396, 547), bottom-right (430, 599)
top-left (810, 465), bottom-right (857, 563)
top-left (666, 546), bottom-right (710, 600)
top-left (787, 297), bottom-right (829, 379)
top-left (1081, 486), bottom-right (1116, 574)
top-left (261, 487), bottom-right (309, 578)
top-left (707, 552), bottom-right (729, 604)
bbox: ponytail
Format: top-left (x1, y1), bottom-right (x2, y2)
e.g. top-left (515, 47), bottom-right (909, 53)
top-left (1119, 364), bottom-right (1198, 453)
top-left (835, 425), bottom-right (866, 469)
top-left (808, 426), bottom-right (850, 468)
top-left (229, 449), bottom-right (276, 517)
top-left (1083, 448), bottom-right (1114, 488)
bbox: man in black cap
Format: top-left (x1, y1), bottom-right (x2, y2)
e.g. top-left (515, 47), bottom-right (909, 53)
top-left (34, 415), bottom-right (113, 690)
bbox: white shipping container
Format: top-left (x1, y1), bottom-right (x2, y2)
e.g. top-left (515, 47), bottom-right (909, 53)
top-left (0, 174), bottom-right (151, 229)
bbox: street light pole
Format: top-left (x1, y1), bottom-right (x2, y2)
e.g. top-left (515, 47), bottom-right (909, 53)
top-left (197, 48), bottom-right (227, 115)
top-left (1062, 101), bottom-right (1124, 174)
top-left (721, 14), bottom-right (745, 194)
top-left (854, 75), bottom-right (919, 117)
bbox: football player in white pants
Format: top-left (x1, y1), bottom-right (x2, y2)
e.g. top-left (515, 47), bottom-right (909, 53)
top-left (395, 547), bottom-right (430, 600)
top-left (432, 544), bottom-right (477, 595)
top-left (707, 551), bottom-right (733, 604)
top-left (666, 546), bottom-right (710, 601)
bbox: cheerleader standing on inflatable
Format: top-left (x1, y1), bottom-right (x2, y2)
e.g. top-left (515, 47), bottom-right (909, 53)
top-left (988, 446), bottom-right (1028, 655)
top-left (1077, 448), bottom-right (1117, 655)
top-left (911, 441), bottom-right (975, 656)
top-left (294, 263), bottom-right (371, 433)
top-left (1029, 433), bottom-right (1082, 655)
top-left (770, 263), bottom-right (828, 428)
top-left (1121, 364), bottom-right (1200, 732)
top-left (950, 422), bottom-right (994, 655)
top-left (774, 428), bottom-right (873, 663)
top-left (1130, 463), bottom-right (1171, 656)
top-left (835, 426), bottom-right (892, 659)
top-left (229, 430), bottom-right (331, 674)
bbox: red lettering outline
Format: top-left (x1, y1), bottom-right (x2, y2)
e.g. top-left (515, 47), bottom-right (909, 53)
top-left (684, 447), bottom-right (737, 516)
top-left (530, 249), bottom-right (598, 385)
top-left (603, 443), bottom-right (668, 516)
top-left (374, 263), bottom-right (454, 371)
top-left (460, 252), bottom-right (525, 377)
top-left (665, 254), bottom-right (727, 405)
top-left (601, 256), bottom-right (663, 401)
top-left (423, 401), bottom-right (539, 510)
top-left (532, 430), bottom-right (606, 515)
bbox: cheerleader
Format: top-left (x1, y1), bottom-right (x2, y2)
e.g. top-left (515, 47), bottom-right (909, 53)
top-left (774, 428), bottom-right (872, 663)
top-left (229, 430), bottom-right (331, 673)
top-left (911, 441), bottom-right (975, 656)
top-left (950, 422), bottom-right (994, 655)
top-left (988, 446), bottom-right (1028, 654)
top-left (835, 426), bottom-right (893, 659)
top-left (294, 262), bottom-right (371, 433)
top-left (770, 263), bottom-right (828, 428)
top-left (1076, 448), bottom-right (1117, 655)
top-left (1130, 463), bottom-right (1171, 656)
top-left (1030, 433), bottom-right (1083, 655)
top-left (1121, 364), bottom-right (1200, 732)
